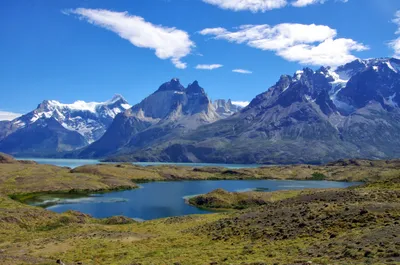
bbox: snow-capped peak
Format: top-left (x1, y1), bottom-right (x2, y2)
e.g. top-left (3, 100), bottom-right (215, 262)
top-left (41, 96), bottom-right (130, 114)
top-left (107, 94), bottom-right (126, 104)
top-left (294, 70), bottom-right (304, 80)
top-left (12, 96), bottom-right (131, 143)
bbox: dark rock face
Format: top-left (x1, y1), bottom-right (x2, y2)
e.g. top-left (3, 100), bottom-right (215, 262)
top-left (337, 62), bottom-right (400, 109)
top-left (155, 78), bottom-right (185, 92)
top-left (102, 58), bottom-right (400, 164)
top-left (79, 112), bottom-right (154, 158)
top-left (0, 95), bottom-right (130, 156)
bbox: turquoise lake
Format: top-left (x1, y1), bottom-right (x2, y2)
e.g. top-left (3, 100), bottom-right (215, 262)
top-left (29, 179), bottom-right (360, 221)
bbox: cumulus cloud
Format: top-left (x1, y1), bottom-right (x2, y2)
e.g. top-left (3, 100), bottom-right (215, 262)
top-left (232, 69), bottom-right (252, 74)
top-left (202, 0), bottom-right (348, 12)
top-left (66, 8), bottom-right (195, 69)
top-left (200, 23), bottom-right (367, 67)
top-left (0, 111), bottom-right (21, 121)
top-left (232, 101), bottom-right (250, 107)
top-left (277, 38), bottom-right (367, 66)
top-left (195, 64), bottom-right (223, 70)
top-left (390, 11), bottom-right (400, 58)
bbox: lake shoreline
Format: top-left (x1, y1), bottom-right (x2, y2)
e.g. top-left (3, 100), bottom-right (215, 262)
top-left (16, 157), bottom-right (266, 169)
top-left (1, 153), bottom-right (400, 264)
top-left (17, 179), bottom-right (361, 220)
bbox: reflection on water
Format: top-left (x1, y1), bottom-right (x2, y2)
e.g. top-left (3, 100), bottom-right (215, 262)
top-left (27, 179), bottom-right (361, 220)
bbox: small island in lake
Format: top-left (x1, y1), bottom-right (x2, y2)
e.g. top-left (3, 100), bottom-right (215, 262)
top-left (0, 153), bottom-right (399, 264)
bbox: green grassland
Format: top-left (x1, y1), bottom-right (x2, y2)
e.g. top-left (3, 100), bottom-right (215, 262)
top-left (0, 153), bottom-right (399, 264)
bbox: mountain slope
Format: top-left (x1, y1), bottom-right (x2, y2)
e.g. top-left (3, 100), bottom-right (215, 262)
top-left (79, 79), bottom-right (221, 158)
top-left (0, 118), bottom-right (88, 156)
top-left (107, 58), bottom-right (400, 164)
top-left (0, 95), bottom-right (131, 156)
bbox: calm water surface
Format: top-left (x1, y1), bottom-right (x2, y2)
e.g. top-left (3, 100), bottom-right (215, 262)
top-left (17, 158), bottom-right (263, 169)
top-left (30, 180), bottom-right (360, 220)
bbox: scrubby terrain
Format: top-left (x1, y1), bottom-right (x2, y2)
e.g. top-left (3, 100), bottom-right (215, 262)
top-left (0, 153), bottom-right (399, 264)
top-left (188, 188), bottom-right (306, 210)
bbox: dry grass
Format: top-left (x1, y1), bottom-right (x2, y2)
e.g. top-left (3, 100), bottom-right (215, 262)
top-left (0, 154), bottom-right (400, 264)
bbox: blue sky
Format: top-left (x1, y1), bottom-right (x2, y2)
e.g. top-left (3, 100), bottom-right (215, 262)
top-left (1, 0), bottom-right (400, 118)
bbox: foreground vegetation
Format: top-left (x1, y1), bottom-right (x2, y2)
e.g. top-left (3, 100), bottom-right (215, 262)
top-left (0, 153), bottom-right (399, 264)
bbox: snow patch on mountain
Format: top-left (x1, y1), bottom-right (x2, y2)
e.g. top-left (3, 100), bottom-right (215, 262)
top-left (327, 68), bottom-right (350, 109)
top-left (295, 70), bottom-right (304, 80)
top-left (11, 95), bottom-right (131, 143)
top-left (282, 85), bottom-right (290, 93)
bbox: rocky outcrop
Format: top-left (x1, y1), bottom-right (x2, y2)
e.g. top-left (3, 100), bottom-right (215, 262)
top-left (213, 99), bottom-right (242, 118)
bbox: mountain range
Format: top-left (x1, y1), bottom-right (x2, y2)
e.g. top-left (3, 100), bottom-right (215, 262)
top-left (99, 58), bottom-right (400, 164)
top-left (0, 95), bottom-right (131, 156)
top-left (77, 79), bottom-right (238, 158)
top-left (1, 57), bottom-right (400, 164)
top-left (0, 81), bottom-right (242, 157)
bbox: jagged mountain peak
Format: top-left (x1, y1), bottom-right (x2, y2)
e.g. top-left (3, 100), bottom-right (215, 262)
top-left (334, 57), bottom-right (400, 80)
top-left (9, 95), bottom-right (131, 144)
top-left (286, 58), bottom-right (400, 86)
top-left (0, 95), bottom-right (133, 156)
top-left (6, 57), bottom-right (394, 164)
top-left (245, 57), bottom-right (400, 118)
top-left (186, 80), bottom-right (205, 95)
top-left (156, 78), bottom-right (185, 93)
top-left (213, 99), bottom-right (243, 118)
top-left (108, 94), bottom-right (127, 104)
top-left (34, 96), bottom-right (130, 115)
top-left (132, 79), bottom-right (214, 120)
top-left (79, 79), bottom-right (222, 158)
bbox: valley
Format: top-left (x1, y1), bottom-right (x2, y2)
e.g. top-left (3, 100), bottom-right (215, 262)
top-left (3, 2), bottom-right (400, 264)
top-left (0, 153), bottom-right (399, 264)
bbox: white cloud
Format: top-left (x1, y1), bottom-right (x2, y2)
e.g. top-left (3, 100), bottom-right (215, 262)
top-left (393, 10), bottom-right (400, 33)
top-left (292, 0), bottom-right (325, 7)
top-left (195, 64), bottom-right (223, 70)
top-left (390, 11), bottom-right (400, 58)
top-left (202, 0), bottom-right (348, 12)
top-left (293, 0), bottom-right (348, 7)
top-left (0, 111), bottom-right (21, 121)
top-left (232, 69), bottom-right (252, 74)
top-left (67, 8), bottom-right (195, 69)
top-left (200, 23), bottom-right (367, 67)
top-left (202, 0), bottom-right (287, 12)
top-left (232, 101), bottom-right (250, 107)
top-left (277, 38), bottom-right (367, 66)
top-left (390, 39), bottom-right (400, 58)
